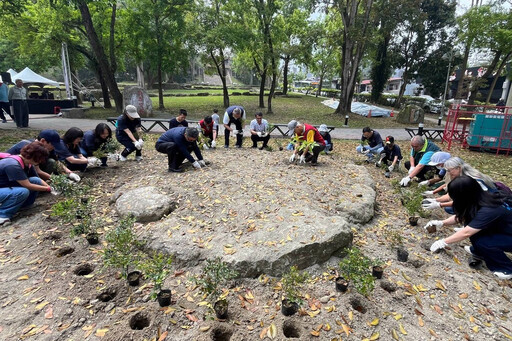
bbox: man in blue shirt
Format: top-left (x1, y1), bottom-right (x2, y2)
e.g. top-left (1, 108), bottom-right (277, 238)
top-left (0, 80), bottom-right (13, 123)
top-left (356, 127), bottom-right (383, 162)
top-left (249, 112), bottom-right (270, 149)
top-left (223, 106), bottom-right (246, 148)
top-left (155, 127), bottom-right (206, 173)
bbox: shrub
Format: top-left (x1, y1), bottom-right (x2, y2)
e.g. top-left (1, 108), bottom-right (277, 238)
top-left (339, 247), bottom-right (375, 296)
top-left (191, 257), bottom-right (238, 304)
top-left (281, 266), bottom-right (309, 305)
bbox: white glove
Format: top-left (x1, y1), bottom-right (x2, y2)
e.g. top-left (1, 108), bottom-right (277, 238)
top-left (408, 166), bottom-right (416, 175)
top-left (400, 176), bottom-right (411, 186)
top-left (87, 157), bottom-right (99, 167)
top-left (419, 180), bottom-right (429, 187)
top-left (422, 190), bottom-right (434, 197)
top-left (289, 154), bottom-right (296, 162)
top-left (198, 160), bottom-right (206, 167)
top-left (430, 239), bottom-right (447, 252)
top-left (388, 165), bottom-right (394, 172)
top-left (107, 153), bottom-right (120, 161)
top-left (232, 130), bottom-right (238, 135)
top-left (68, 173), bottom-right (81, 182)
top-left (261, 132), bottom-right (267, 137)
top-left (257, 132), bottom-right (262, 137)
top-left (50, 186), bottom-right (60, 196)
top-left (202, 143), bottom-right (209, 150)
top-left (422, 199), bottom-right (441, 210)
top-left (138, 138), bottom-right (144, 147)
top-left (134, 140), bottom-right (142, 150)
top-left (362, 148), bottom-right (369, 155)
top-left (237, 129), bottom-right (243, 135)
top-left (424, 220), bottom-right (444, 231)
top-left (211, 140), bottom-right (216, 148)
top-left (376, 161), bottom-right (382, 167)
top-left (299, 155), bottom-right (306, 163)
top-left (192, 161), bottom-right (201, 169)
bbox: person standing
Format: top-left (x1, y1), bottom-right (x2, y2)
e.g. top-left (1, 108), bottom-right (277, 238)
top-left (249, 112), bottom-right (270, 150)
top-left (356, 127), bottom-right (384, 162)
top-left (0, 80), bottom-right (13, 123)
top-left (169, 109), bottom-right (189, 130)
top-left (223, 106), bottom-right (246, 148)
top-left (155, 127), bottom-right (206, 173)
top-left (116, 105), bottom-right (144, 161)
top-left (8, 79), bottom-right (29, 128)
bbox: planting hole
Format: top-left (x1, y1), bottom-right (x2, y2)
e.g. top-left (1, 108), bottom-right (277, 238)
top-left (97, 289), bottom-right (117, 302)
top-left (55, 246), bottom-right (74, 257)
top-left (349, 296), bottom-right (367, 314)
top-left (129, 312), bottom-right (150, 330)
top-left (74, 264), bottom-right (94, 276)
top-left (211, 325), bottom-right (233, 341)
top-left (46, 232), bottom-right (62, 241)
top-left (283, 320), bottom-right (300, 338)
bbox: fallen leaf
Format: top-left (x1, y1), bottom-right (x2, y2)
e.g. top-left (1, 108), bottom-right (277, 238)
top-left (199, 326), bottom-right (210, 332)
top-left (435, 280), bottom-right (446, 291)
top-left (391, 329), bottom-right (399, 340)
top-left (370, 331), bottom-right (380, 340)
top-left (158, 331), bottom-right (169, 341)
top-left (17, 275), bottom-right (29, 281)
top-left (399, 323), bottom-right (408, 335)
top-left (267, 323), bottom-right (277, 339)
top-left (473, 281), bottom-right (482, 291)
top-left (418, 316), bottom-right (425, 327)
top-left (35, 302), bottom-right (49, 311)
top-left (370, 318), bottom-right (379, 326)
top-left (44, 306), bottom-right (53, 319)
top-left (260, 327), bottom-right (267, 339)
top-left (95, 328), bottom-right (108, 337)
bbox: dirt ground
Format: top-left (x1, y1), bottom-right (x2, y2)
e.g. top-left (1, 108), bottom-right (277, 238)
top-left (0, 133), bottom-right (511, 341)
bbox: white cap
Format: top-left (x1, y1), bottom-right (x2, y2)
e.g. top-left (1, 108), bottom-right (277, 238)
top-left (427, 151), bottom-right (451, 166)
top-left (318, 124), bottom-right (328, 132)
top-left (125, 105), bottom-right (140, 119)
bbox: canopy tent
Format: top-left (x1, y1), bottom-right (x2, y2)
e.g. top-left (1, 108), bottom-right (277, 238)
top-left (7, 68), bottom-right (17, 78)
top-left (321, 99), bottom-right (392, 117)
top-left (12, 67), bottom-right (60, 87)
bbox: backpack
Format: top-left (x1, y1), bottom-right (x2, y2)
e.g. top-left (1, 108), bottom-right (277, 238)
top-left (0, 152), bottom-right (30, 170)
top-left (495, 181), bottom-right (512, 196)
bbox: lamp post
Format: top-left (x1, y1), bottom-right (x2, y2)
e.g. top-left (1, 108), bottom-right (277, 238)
top-left (440, 50), bottom-right (460, 125)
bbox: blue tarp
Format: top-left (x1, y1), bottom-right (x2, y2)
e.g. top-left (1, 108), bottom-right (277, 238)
top-left (322, 100), bottom-right (391, 117)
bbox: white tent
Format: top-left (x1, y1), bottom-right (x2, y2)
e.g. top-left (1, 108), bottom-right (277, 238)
top-left (7, 68), bottom-right (17, 78)
top-left (12, 67), bottom-right (59, 87)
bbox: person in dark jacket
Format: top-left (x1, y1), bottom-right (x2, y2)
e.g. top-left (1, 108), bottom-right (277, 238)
top-left (356, 127), bottom-right (383, 162)
top-left (377, 136), bottom-right (402, 172)
top-left (169, 109), bottom-right (189, 130)
top-left (56, 127), bottom-right (89, 172)
top-left (116, 105), bottom-right (143, 162)
top-left (155, 127), bottom-right (206, 173)
top-left (80, 123), bottom-right (112, 167)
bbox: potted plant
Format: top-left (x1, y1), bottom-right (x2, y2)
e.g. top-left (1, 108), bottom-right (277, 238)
top-left (138, 251), bottom-right (173, 307)
top-left (103, 216), bottom-right (145, 285)
top-left (280, 266), bottom-right (309, 316)
top-left (93, 138), bottom-right (121, 160)
top-left (401, 183), bottom-right (430, 225)
top-left (371, 258), bottom-right (385, 279)
top-left (338, 247), bottom-right (375, 297)
top-left (191, 257), bottom-right (238, 320)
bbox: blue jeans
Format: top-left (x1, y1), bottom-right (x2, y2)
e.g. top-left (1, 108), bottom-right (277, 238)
top-left (0, 177), bottom-right (42, 218)
top-left (356, 145), bottom-right (384, 158)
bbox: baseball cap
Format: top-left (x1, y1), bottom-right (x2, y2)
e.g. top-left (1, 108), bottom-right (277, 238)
top-left (385, 136), bottom-right (394, 144)
top-left (38, 129), bottom-right (61, 149)
top-left (428, 151), bottom-right (451, 166)
top-left (318, 124), bottom-right (328, 132)
top-left (287, 120), bottom-right (298, 136)
top-left (125, 105), bottom-right (140, 119)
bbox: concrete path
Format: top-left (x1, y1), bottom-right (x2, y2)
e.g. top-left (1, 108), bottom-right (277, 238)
top-left (0, 114), bottom-right (445, 141)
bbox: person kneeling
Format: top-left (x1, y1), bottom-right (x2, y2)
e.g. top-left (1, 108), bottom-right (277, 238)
top-left (155, 127), bottom-right (206, 173)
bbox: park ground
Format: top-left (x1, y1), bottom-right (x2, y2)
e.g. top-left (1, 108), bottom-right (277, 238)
top-left (0, 93), bottom-right (511, 340)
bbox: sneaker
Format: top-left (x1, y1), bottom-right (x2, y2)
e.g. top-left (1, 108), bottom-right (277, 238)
top-left (235, 145), bottom-right (242, 148)
top-left (119, 155), bottom-right (128, 162)
top-left (0, 217), bottom-right (11, 226)
top-left (464, 246), bottom-right (484, 260)
top-left (135, 156), bottom-right (143, 162)
top-left (168, 168), bottom-right (183, 173)
top-left (100, 163), bottom-right (108, 168)
top-left (311, 162), bottom-right (318, 167)
top-left (224, 145), bottom-right (229, 148)
top-left (493, 272), bottom-right (512, 280)
top-left (1, 120), bottom-right (6, 123)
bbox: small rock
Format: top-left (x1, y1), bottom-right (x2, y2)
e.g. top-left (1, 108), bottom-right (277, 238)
top-left (90, 299), bottom-right (98, 304)
top-left (65, 309), bottom-right (73, 316)
top-left (105, 303), bottom-right (115, 312)
top-left (420, 242), bottom-right (431, 251)
top-left (78, 318), bottom-right (86, 324)
top-left (319, 296), bottom-right (330, 304)
top-left (487, 283), bottom-right (495, 291)
top-left (142, 294), bottom-right (151, 302)
top-left (380, 280), bottom-right (397, 293)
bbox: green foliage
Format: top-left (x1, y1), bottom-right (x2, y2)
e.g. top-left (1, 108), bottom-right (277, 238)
top-left (400, 183), bottom-right (430, 218)
top-left (191, 257), bottom-right (238, 304)
top-left (138, 251), bottom-right (173, 299)
top-left (281, 266), bottom-right (309, 305)
top-left (93, 138), bottom-right (121, 159)
top-left (387, 230), bottom-right (404, 248)
top-left (51, 198), bottom-right (81, 224)
top-left (103, 216), bottom-right (144, 278)
top-left (50, 174), bottom-right (90, 197)
top-left (339, 247), bottom-right (375, 297)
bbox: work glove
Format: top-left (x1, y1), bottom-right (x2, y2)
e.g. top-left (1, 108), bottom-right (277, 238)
top-left (68, 173), bottom-right (81, 182)
top-left (202, 143), bottom-right (209, 150)
top-left (198, 160), bottom-right (206, 167)
top-left (424, 220), bottom-right (444, 231)
top-left (232, 130), bottom-right (238, 135)
top-left (289, 154), bottom-right (296, 162)
top-left (211, 140), bottom-right (216, 148)
top-left (388, 165), bottom-right (394, 172)
top-left (134, 140), bottom-right (142, 150)
top-left (107, 153), bottom-right (120, 161)
top-left (87, 157), bottom-right (99, 167)
top-left (237, 129), bottom-right (243, 135)
top-left (422, 190), bottom-right (435, 197)
top-left (299, 155), bottom-right (306, 164)
top-left (419, 180), bottom-right (430, 187)
top-left (408, 166), bottom-right (416, 175)
top-left (422, 199), bottom-right (441, 210)
top-left (138, 138), bottom-right (144, 147)
top-left (376, 161), bottom-right (382, 167)
top-left (430, 239), bottom-right (447, 252)
top-left (50, 186), bottom-right (60, 196)
top-left (192, 161), bottom-right (201, 169)
top-left (257, 132), bottom-right (262, 137)
top-left (362, 148), bottom-right (370, 155)
top-left (261, 132), bottom-right (267, 137)
top-left (400, 176), bottom-right (411, 187)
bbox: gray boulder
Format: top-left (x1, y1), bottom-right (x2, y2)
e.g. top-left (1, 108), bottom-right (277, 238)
top-left (396, 104), bottom-right (424, 124)
top-left (115, 186), bottom-right (175, 222)
top-left (123, 86), bottom-right (152, 117)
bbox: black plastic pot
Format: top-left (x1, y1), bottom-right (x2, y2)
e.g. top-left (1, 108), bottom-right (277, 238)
top-left (409, 216), bottom-right (419, 226)
top-left (468, 256), bottom-right (483, 269)
top-left (214, 299), bottom-right (229, 319)
top-left (397, 248), bottom-right (409, 262)
top-left (335, 276), bottom-right (349, 292)
top-left (127, 271), bottom-right (141, 286)
top-left (86, 233), bottom-right (99, 245)
top-left (281, 299), bottom-right (299, 316)
top-left (157, 289), bottom-right (172, 307)
top-left (372, 266), bottom-right (384, 279)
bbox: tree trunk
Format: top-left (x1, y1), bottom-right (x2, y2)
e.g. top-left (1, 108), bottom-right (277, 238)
top-left (155, 17), bottom-right (164, 110)
top-left (136, 63), bottom-right (145, 89)
top-left (467, 52), bottom-right (501, 105)
top-left (268, 71), bottom-right (276, 114)
top-left (210, 49), bottom-right (230, 108)
top-left (109, 4), bottom-right (117, 74)
top-left (455, 44), bottom-right (471, 100)
top-left (77, 0), bottom-right (123, 112)
top-left (395, 69), bottom-right (409, 109)
top-left (282, 55), bottom-right (290, 95)
top-left (316, 68), bottom-right (325, 98)
top-left (485, 52), bottom-right (511, 104)
top-left (98, 67), bottom-right (111, 108)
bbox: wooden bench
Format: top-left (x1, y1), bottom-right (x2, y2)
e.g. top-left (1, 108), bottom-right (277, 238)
top-left (269, 123), bottom-right (335, 137)
top-left (106, 117), bottom-right (199, 133)
top-left (405, 127), bottom-right (444, 140)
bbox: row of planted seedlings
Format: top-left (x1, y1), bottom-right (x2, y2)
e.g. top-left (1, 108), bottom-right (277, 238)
top-left (391, 179), bottom-right (431, 226)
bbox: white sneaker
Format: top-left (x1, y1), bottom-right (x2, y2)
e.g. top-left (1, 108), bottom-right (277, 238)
top-left (493, 272), bottom-right (512, 280)
top-left (0, 217), bottom-right (11, 226)
top-left (135, 156), bottom-right (143, 162)
top-left (119, 155), bottom-right (127, 162)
